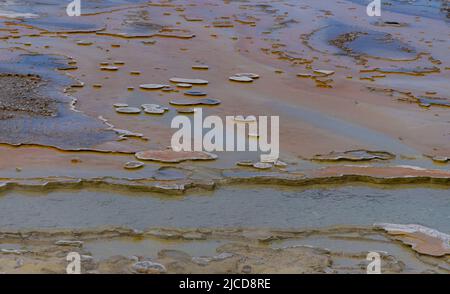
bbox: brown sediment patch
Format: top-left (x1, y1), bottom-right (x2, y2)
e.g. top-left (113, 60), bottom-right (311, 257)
top-left (212, 21), bottom-right (234, 28)
top-left (95, 28), bottom-right (194, 39)
top-left (366, 86), bottom-right (448, 109)
top-left (329, 31), bottom-right (366, 57)
top-left (156, 29), bottom-right (195, 39)
top-left (183, 15), bottom-right (204, 22)
top-left (375, 223), bottom-right (450, 257)
top-left (0, 73), bottom-right (57, 119)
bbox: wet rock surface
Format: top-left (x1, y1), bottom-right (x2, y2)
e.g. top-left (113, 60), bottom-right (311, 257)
top-left (0, 0), bottom-right (449, 275)
top-left (0, 226), bottom-right (448, 274)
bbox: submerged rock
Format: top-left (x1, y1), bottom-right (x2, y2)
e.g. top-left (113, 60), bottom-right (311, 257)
top-left (135, 150), bottom-right (217, 163)
top-left (162, 86), bottom-right (175, 92)
top-left (192, 252), bottom-right (234, 266)
top-left (1, 248), bottom-right (28, 255)
top-left (169, 98), bottom-right (221, 106)
top-left (176, 108), bottom-right (196, 114)
top-left (55, 240), bottom-right (84, 247)
top-left (184, 90), bottom-right (207, 96)
top-left (124, 161), bottom-right (144, 170)
top-left (312, 150), bottom-right (395, 162)
top-left (375, 223), bottom-right (450, 257)
top-left (153, 167), bottom-right (188, 180)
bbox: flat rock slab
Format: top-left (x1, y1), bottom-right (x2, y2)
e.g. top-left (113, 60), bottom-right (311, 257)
top-left (100, 66), bottom-right (119, 71)
top-left (229, 76), bottom-right (253, 82)
top-left (176, 83), bottom-right (193, 88)
top-left (141, 104), bottom-right (168, 114)
top-left (234, 73), bottom-right (260, 79)
top-left (76, 40), bottom-right (93, 46)
top-left (169, 78), bottom-right (209, 85)
top-left (313, 69), bottom-right (335, 76)
top-left (192, 65), bottom-right (209, 70)
top-left (139, 84), bottom-right (168, 90)
top-left (184, 90), bottom-right (207, 96)
top-left (115, 107), bottom-right (141, 114)
top-left (375, 223), bottom-right (450, 257)
top-left (135, 150), bottom-right (217, 163)
top-left (113, 103), bottom-right (129, 108)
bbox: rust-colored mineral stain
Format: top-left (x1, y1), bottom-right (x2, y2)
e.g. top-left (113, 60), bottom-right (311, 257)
top-left (135, 150), bottom-right (217, 163)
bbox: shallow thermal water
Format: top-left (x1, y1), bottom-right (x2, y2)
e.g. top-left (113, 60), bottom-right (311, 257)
top-left (0, 186), bottom-right (448, 232)
top-left (84, 238), bottom-right (225, 260)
